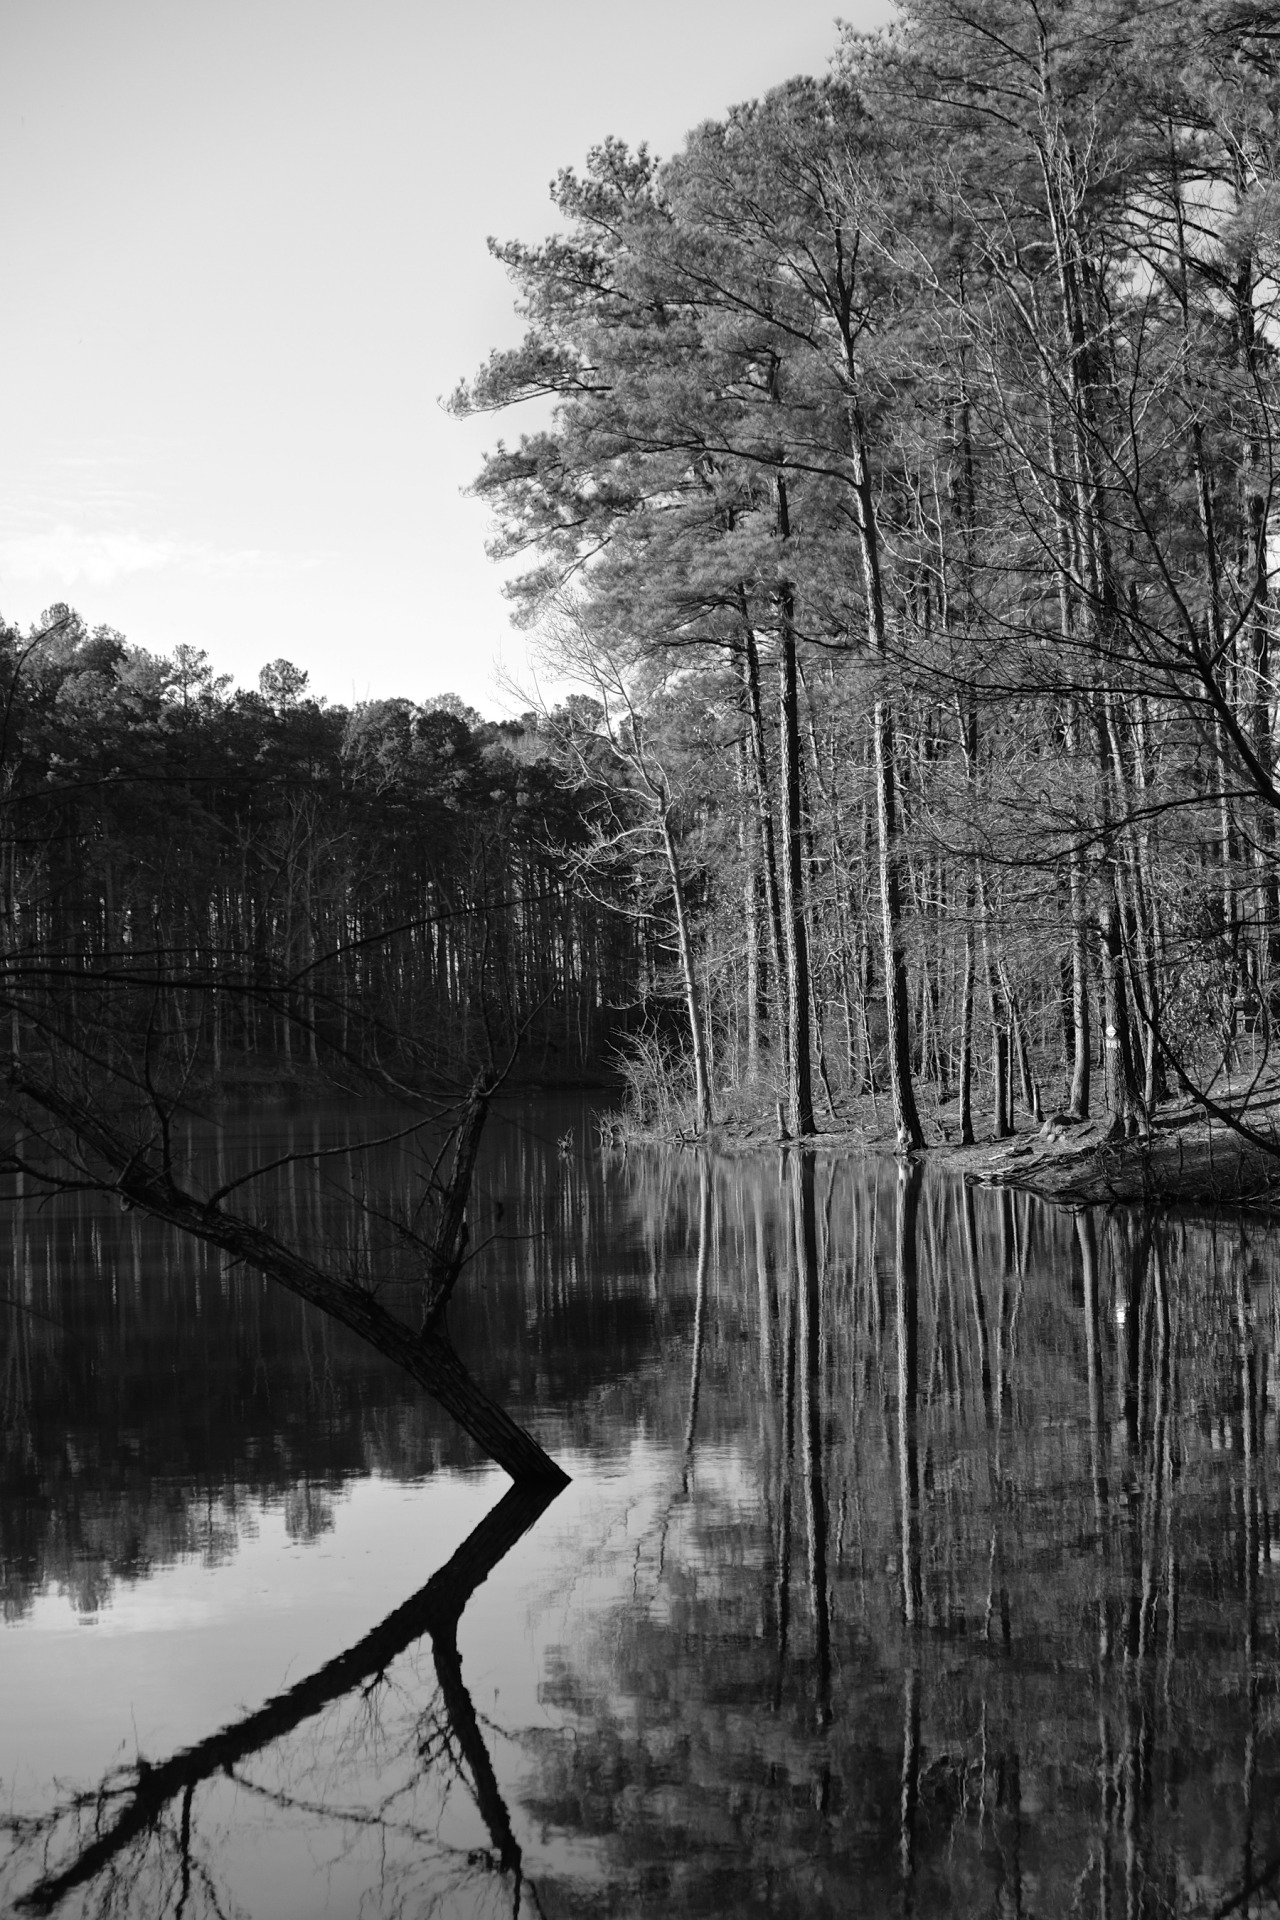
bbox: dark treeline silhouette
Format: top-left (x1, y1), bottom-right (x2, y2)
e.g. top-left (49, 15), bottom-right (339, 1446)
top-left (0, 608), bottom-right (668, 1485)
top-left (0, 607), bottom-right (637, 1090)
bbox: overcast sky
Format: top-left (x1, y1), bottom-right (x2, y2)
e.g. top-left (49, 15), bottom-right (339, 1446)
top-left (0, 0), bottom-right (893, 714)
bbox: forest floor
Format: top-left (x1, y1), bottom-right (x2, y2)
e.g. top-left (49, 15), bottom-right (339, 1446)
top-left (706, 1068), bottom-right (1280, 1213)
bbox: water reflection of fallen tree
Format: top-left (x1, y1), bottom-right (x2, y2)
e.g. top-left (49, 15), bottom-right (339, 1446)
top-left (12, 1479), bottom-right (558, 1918)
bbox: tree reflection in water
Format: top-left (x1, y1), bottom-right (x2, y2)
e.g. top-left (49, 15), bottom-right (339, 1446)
top-left (524, 1155), bottom-right (1280, 1918)
top-left (7, 1481), bottom-right (559, 1918)
top-left (8, 1115), bottom-right (1280, 1915)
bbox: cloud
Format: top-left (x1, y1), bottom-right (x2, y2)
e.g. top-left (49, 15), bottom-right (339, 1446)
top-left (0, 523), bottom-right (272, 587)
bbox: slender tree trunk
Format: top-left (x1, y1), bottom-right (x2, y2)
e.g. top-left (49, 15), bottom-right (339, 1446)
top-left (1177, 186), bottom-right (1240, 1055)
top-left (1058, 699), bottom-right (1092, 1118)
top-left (741, 615), bottom-right (789, 1080)
top-left (1130, 697), bottom-right (1167, 1109)
top-left (875, 700), bottom-right (924, 1152)
top-left (854, 799), bottom-right (876, 1099)
top-left (737, 737), bottom-right (762, 1081)
top-left (660, 809), bottom-right (712, 1134)
top-left (976, 864), bottom-right (1010, 1139)
top-left (858, 916), bottom-right (878, 1108)
top-left (778, 592), bottom-right (815, 1139)
top-left (1229, 196), bottom-right (1278, 1005)
top-left (1217, 702), bottom-right (1241, 1067)
top-left (957, 904), bottom-right (975, 1146)
top-left (1037, 131), bottom-right (1119, 1126)
top-left (844, 359), bottom-right (923, 1150)
top-left (1068, 854), bottom-right (1091, 1119)
top-left (1098, 882), bottom-right (1144, 1138)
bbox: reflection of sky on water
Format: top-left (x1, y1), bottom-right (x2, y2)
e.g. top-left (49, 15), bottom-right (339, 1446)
top-left (2, 1443), bottom-right (712, 1913)
top-left (4, 1475), bottom-right (493, 1808)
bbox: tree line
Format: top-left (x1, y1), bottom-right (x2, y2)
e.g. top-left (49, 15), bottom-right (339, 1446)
top-left (0, 606), bottom-right (658, 1486)
top-left (2, 0), bottom-right (1276, 1493)
top-left (0, 606), bottom-right (637, 1093)
top-left (454, 0), bottom-right (1280, 1146)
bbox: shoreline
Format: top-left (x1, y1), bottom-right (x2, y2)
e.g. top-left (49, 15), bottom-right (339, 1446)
top-left (656, 1081), bottom-right (1280, 1214)
top-left (932, 1106), bottom-right (1280, 1213)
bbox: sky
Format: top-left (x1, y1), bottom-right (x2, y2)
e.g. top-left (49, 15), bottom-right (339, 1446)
top-left (0, 0), bottom-right (894, 716)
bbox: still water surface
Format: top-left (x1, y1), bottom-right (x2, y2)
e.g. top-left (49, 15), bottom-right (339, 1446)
top-left (3, 1096), bottom-right (1280, 1916)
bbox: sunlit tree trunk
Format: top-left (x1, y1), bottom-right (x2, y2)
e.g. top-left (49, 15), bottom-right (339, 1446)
top-left (740, 611), bottom-right (789, 1081)
top-left (776, 531), bottom-right (815, 1139)
top-left (660, 808), bottom-right (712, 1134)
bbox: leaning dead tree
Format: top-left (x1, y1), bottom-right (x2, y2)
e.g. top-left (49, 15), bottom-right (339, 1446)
top-left (2, 1052), bottom-right (568, 1488)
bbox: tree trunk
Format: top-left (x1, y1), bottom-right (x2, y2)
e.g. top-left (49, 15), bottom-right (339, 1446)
top-left (660, 809), bottom-right (713, 1134)
top-left (779, 615), bottom-right (815, 1139)
top-left (1059, 698), bottom-right (1092, 1119)
top-left (737, 737), bottom-right (763, 1080)
top-left (875, 699), bottom-right (925, 1152)
top-left (1098, 884), bottom-right (1144, 1138)
top-left (847, 376), bottom-right (923, 1152)
top-left (976, 865), bottom-right (1010, 1139)
top-left (957, 906), bottom-right (975, 1145)
top-left (741, 616), bottom-right (789, 1079)
top-left (1068, 850), bottom-right (1091, 1118)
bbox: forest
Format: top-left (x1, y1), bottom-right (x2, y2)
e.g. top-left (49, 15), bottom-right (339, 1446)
top-left (5, 7), bottom-right (1280, 1908)
top-left (0, 609), bottom-right (637, 1090)
top-left (6, 0), bottom-right (1279, 1167)
top-left (451, 0), bottom-right (1280, 1155)
top-left (2, 0), bottom-right (1279, 1485)
top-left (0, 611), bottom-right (644, 1484)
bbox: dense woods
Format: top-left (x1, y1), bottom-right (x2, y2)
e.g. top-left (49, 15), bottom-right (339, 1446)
top-left (8, 10), bottom-right (1280, 1905)
top-left (6, 0), bottom-right (1278, 1158)
top-left (0, 613), bottom-right (643, 1484)
top-left (3, 0), bottom-right (1279, 1482)
top-left (454, 0), bottom-right (1280, 1146)
top-left (0, 610), bottom-right (634, 1093)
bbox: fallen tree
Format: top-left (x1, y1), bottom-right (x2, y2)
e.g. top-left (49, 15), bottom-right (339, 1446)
top-left (2, 1056), bottom-right (569, 1487)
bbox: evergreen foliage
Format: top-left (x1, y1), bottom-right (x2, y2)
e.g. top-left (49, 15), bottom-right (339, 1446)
top-left (454, 0), bottom-right (1280, 1142)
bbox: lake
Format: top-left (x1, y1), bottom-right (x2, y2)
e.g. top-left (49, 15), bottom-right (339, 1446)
top-left (2, 1094), bottom-right (1279, 1916)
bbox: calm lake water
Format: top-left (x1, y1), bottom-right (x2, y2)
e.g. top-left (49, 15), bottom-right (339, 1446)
top-left (3, 1095), bottom-right (1280, 1917)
